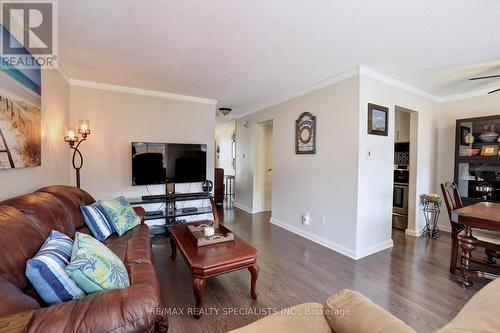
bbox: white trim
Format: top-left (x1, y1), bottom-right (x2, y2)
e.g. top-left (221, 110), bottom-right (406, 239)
top-left (234, 202), bottom-right (255, 214)
top-left (56, 67), bottom-right (71, 84)
top-left (270, 217), bottom-right (357, 260)
top-left (236, 68), bottom-right (359, 119)
top-left (359, 66), bottom-right (442, 102)
top-left (405, 228), bottom-right (421, 237)
top-left (355, 239), bottom-right (394, 260)
top-left (69, 79), bottom-right (218, 105)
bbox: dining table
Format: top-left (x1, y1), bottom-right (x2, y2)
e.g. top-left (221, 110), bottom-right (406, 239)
top-left (452, 201), bottom-right (500, 287)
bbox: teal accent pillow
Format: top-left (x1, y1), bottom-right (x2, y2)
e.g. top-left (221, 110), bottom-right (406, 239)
top-left (99, 196), bottom-right (141, 236)
top-left (65, 232), bottom-right (130, 294)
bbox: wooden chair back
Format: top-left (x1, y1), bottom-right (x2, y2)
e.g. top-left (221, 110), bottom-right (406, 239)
top-left (440, 182), bottom-right (464, 219)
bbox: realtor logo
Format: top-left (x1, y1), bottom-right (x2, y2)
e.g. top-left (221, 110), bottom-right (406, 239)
top-left (0, 0), bottom-right (58, 68)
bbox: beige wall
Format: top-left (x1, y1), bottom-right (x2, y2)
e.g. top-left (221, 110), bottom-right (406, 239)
top-left (436, 93), bottom-right (500, 230)
top-left (357, 74), bottom-right (440, 254)
top-left (215, 120), bottom-right (235, 176)
top-left (0, 69), bottom-right (70, 200)
top-left (69, 86), bottom-right (216, 200)
top-left (236, 76), bottom-right (360, 257)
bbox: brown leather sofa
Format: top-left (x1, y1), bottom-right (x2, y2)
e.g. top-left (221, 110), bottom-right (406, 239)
top-left (0, 185), bottom-right (167, 333)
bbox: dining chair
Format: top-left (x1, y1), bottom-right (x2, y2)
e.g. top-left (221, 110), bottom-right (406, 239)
top-left (441, 182), bottom-right (500, 274)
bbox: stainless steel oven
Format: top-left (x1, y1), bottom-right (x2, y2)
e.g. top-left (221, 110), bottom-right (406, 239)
top-left (393, 183), bottom-right (408, 229)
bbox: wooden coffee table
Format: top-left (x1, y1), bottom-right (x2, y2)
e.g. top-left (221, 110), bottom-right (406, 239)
top-left (169, 221), bottom-right (259, 319)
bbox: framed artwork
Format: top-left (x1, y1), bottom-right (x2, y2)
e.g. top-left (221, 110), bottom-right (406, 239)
top-left (0, 25), bottom-right (41, 170)
top-left (480, 144), bottom-right (498, 156)
top-left (296, 112), bottom-right (316, 154)
top-left (367, 103), bottom-right (388, 136)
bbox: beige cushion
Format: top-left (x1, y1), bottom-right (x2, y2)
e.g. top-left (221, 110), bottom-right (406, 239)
top-left (227, 302), bottom-right (332, 333)
top-left (324, 290), bottom-right (415, 333)
top-left (473, 229), bottom-right (500, 246)
top-left (436, 278), bottom-right (500, 333)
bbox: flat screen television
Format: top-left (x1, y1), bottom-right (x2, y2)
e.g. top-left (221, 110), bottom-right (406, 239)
top-left (132, 142), bottom-right (207, 185)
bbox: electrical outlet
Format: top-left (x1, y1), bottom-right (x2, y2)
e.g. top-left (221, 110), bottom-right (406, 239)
top-left (319, 216), bottom-right (325, 224)
top-left (302, 212), bottom-right (310, 225)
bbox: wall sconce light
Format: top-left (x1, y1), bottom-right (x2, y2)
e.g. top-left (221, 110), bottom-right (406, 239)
top-left (64, 120), bottom-right (91, 188)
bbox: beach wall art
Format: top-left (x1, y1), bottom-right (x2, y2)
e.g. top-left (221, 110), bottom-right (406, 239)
top-left (0, 24), bottom-right (42, 170)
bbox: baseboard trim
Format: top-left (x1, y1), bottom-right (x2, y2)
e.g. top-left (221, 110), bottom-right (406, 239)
top-left (234, 202), bottom-right (255, 214)
top-left (269, 217), bottom-right (357, 260)
top-left (405, 228), bottom-right (421, 237)
top-left (355, 239), bottom-right (394, 260)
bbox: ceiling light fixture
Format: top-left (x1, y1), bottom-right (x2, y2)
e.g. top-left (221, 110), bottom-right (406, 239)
top-left (218, 107), bottom-right (232, 116)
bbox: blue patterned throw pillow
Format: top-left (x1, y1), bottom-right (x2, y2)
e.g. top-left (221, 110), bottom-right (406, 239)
top-left (80, 203), bottom-right (115, 241)
top-left (99, 196), bottom-right (141, 236)
top-left (25, 230), bottom-right (86, 305)
top-left (65, 232), bottom-right (130, 293)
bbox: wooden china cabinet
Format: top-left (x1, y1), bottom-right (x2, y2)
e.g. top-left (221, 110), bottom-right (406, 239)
top-left (455, 115), bottom-right (500, 206)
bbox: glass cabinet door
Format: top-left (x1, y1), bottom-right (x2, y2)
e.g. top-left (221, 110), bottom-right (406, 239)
top-left (455, 116), bottom-right (500, 204)
top-left (457, 163), bottom-right (500, 201)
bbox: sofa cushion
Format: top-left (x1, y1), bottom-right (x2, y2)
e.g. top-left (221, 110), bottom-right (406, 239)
top-left (66, 232), bottom-right (130, 293)
top-left (104, 224), bottom-right (154, 265)
top-left (435, 278), bottom-right (500, 333)
top-left (80, 203), bottom-right (115, 241)
top-left (228, 303), bottom-right (332, 333)
top-left (36, 185), bottom-right (96, 231)
top-left (99, 197), bottom-right (141, 236)
top-left (324, 289), bottom-right (415, 333)
top-left (25, 231), bottom-right (85, 305)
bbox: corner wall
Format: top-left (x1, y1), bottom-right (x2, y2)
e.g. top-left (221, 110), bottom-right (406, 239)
top-left (0, 69), bottom-right (70, 200)
top-left (69, 85), bottom-right (216, 200)
top-left (357, 74), bottom-right (439, 254)
top-left (236, 76), bottom-right (360, 257)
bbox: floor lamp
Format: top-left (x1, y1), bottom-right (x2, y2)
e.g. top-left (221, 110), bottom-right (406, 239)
top-left (64, 120), bottom-right (91, 188)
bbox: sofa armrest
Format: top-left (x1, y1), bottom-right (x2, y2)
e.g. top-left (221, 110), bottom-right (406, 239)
top-left (133, 206), bottom-right (146, 224)
top-left (27, 284), bottom-right (165, 333)
top-left (324, 290), bottom-right (415, 333)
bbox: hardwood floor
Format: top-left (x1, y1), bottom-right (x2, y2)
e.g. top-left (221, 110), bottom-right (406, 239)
top-left (152, 206), bottom-right (488, 333)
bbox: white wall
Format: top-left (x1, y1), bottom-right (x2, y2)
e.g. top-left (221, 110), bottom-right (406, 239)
top-left (215, 120), bottom-right (235, 176)
top-left (0, 69), bottom-right (70, 200)
top-left (357, 74), bottom-right (439, 254)
top-left (436, 93), bottom-right (500, 231)
top-left (236, 76), bottom-right (360, 257)
top-left (69, 85), bottom-right (216, 202)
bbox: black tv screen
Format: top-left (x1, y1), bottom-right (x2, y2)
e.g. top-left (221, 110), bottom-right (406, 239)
top-left (132, 142), bottom-right (207, 186)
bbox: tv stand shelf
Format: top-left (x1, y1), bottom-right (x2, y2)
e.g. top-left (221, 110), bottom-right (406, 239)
top-left (128, 192), bottom-right (218, 233)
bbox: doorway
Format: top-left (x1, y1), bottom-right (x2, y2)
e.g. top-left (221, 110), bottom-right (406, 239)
top-left (254, 120), bottom-right (273, 213)
top-left (392, 106), bottom-right (417, 234)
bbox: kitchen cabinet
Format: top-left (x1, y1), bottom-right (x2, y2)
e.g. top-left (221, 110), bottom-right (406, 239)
top-left (395, 110), bottom-right (410, 143)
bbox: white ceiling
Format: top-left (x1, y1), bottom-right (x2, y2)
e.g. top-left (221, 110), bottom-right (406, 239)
top-left (59, 0), bottom-right (500, 114)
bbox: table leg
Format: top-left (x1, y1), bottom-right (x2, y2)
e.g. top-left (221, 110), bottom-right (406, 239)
top-left (458, 226), bottom-right (477, 288)
top-left (170, 237), bottom-right (177, 260)
top-left (193, 278), bottom-right (207, 319)
top-left (248, 265), bottom-right (259, 300)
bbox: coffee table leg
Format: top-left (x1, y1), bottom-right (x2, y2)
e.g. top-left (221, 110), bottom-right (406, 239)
top-left (193, 278), bottom-right (207, 319)
top-left (170, 237), bottom-right (177, 260)
top-left (248, 265), bottom-right (259, 300)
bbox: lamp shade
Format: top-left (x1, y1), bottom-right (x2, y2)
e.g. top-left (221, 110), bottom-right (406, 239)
top-left (78, 120), bottom-right (91, 136)
top-left (64, 126), bottom-right (79, 144)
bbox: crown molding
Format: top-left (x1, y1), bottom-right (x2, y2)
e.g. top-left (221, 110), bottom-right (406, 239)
top-left (68, 79), bottom-right (218, 106)
top-left (236, 68), bottom-right (359, 119)
top-left (358, 66), bottom-right (442, 102)
top-left (56, 67), bottom-right (71, 84)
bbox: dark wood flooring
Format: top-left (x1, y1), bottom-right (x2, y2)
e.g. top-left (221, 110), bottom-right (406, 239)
top-left (152, 207), bottom-right (488, 333)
